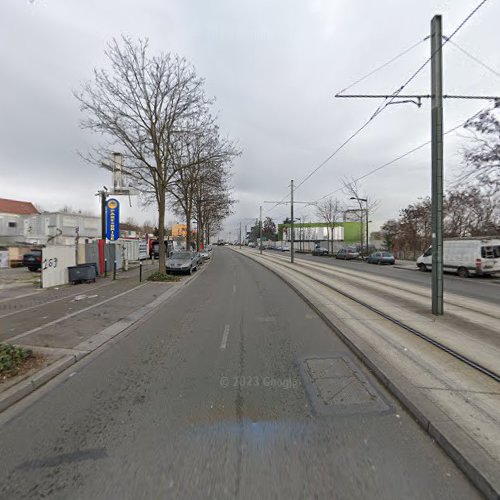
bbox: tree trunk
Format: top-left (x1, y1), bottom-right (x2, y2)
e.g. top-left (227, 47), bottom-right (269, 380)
top-left (186, 214), bottom-right (192, 251)
top-left (158, 194), bottom-right (166, 274)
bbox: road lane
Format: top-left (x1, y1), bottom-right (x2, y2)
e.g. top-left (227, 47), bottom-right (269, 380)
top-left (0, 248), bottom-right (480, 499)
top-left (283, 251), bottom-right (500, 305)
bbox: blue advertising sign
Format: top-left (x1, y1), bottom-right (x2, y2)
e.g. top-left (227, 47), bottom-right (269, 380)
top-left (106, 198), bottom-right (120, 241)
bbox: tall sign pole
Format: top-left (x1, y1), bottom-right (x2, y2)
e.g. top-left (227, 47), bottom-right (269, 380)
top-left (431, 15), bottom-right (444, 315)
top-left (290, 179), bottom-right (295, 264)
top-left (100, 191), bottom-right (107, 240)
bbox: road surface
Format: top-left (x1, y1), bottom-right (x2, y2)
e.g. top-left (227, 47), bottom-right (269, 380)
top-left (291, 251), bottom-right (500, 305)
top-left (0, 248), bottom-right (480, 499)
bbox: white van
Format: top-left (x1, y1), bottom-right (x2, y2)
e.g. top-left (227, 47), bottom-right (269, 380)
top-left (416, 238), bottom-right (500, 278)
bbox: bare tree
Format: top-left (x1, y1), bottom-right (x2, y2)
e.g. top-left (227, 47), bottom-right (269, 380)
top-left (458, 107), bottom-right (500, 195)
top-left (169, 122), bottom-right (239, 250)
top-left (342, 177), bottom-right (380, 254)
top-left (315, 197), bottom-right (342, 253)
top-left (75, 37), bottom-right (211, 272)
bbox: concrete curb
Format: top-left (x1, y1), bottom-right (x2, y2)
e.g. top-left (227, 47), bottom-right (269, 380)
top-left (0, 355), bottom-right (76, 413)
top-left (0, 261), bottom-right (209, 416)
top-left (236, 249), bottom-right (500, 500)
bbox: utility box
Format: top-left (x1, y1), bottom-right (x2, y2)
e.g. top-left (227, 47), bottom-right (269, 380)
top-left (68, 264), bottom-right (97, 284)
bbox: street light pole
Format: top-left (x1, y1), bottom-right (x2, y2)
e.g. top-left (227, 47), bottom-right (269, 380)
top-left (290, 179), bottom-right (295, 264)
top-left (259, 205), bottom-right (263, 255)
top-left (350, 196), bottom-right (367, 255)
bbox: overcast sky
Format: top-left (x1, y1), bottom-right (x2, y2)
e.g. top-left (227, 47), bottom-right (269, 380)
top-left (1, 0), bottom-right (499, 238)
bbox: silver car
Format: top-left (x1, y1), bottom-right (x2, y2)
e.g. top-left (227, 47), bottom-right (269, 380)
top-left (166, 251), bottom-right (198, 275)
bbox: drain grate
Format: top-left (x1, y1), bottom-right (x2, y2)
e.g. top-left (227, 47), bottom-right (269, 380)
top-left (299, 355), bottom-right (392, 416)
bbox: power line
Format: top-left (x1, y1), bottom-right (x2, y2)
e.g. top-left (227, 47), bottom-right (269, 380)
top-left (267, 0), bottom-right (490, 212)
top-left (314, 105), bottom-right (492, 203)
top-left (445, 38), bottom-right (500, 80)
top-left (370, 0), bottom-right (490, 117)
top-left (337, 38), bottom-right (428, 95)
top-left (298, 0), bottom-right (490, 195)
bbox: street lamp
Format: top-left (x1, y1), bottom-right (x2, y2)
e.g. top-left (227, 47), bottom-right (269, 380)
top-left (350, 197), bottom-right (368, 255)
top-left (293, 218), bottom-right (301, 252)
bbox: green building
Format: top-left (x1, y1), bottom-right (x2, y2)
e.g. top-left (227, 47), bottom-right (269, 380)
top-left (277, 221), bottom-right (363, 245)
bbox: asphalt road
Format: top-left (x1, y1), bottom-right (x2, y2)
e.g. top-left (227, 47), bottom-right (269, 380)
top-left (0, 248), bottom-right (480, 499)
top-left (291, 251), bottom-right (500, 305)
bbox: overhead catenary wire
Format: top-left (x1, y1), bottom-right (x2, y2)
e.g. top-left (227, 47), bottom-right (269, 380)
top-left (445, 37), bottom-right (500, 80)
top-left (336, 37), bottom-right (428, 96)
top-left (314, 105), bottom-right (492, 203)
top-left (267, 0), bottom-right (491, 212)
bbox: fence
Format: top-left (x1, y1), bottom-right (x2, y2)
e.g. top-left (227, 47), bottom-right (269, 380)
top-left (41, 246), bottom-right (76, 288)
top-left (37, 239), bottom-right (149, 288)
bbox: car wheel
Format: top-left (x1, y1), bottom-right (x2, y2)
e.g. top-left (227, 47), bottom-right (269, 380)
top-left (189, 266), bottom-right (193, 275)
top-left (457, 267), bottom-right (469, 278)
top-left (418, 263), bottom-right (427, 272)
top-left (28, 267), bottom-right (35, 272)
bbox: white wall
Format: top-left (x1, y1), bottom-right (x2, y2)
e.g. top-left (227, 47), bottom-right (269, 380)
top-left (42, 246), bottom-right (76, 288)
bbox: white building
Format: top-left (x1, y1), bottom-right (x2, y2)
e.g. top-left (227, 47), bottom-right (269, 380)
top-left (0, 198), bottom-right (100, 246)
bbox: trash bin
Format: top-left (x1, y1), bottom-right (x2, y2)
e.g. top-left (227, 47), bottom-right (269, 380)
top-left (68, 264), bottom-right (97, 284)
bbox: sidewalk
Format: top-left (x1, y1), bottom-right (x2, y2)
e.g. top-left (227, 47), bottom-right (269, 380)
top-left (0, 259), bottom-right (202, 413)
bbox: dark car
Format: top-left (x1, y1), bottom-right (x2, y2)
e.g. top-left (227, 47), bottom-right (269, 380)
top-left (312, 247), bottom-right (329, 256)
top-left (166, 251), bottom-right (198, 275)
top-left (22, 249), bottom-right (42, 271)
top-left (367, 251), bottom-right (396, 265)
top-left (336, 247), bottom-right (360, 260)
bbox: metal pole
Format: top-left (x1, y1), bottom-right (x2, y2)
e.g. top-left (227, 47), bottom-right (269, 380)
top-left (113, 260), bottom-right (117, 280)
top-left (101, 191), bottom-right (106, 240)
top-left (239, 222), bottom-right (242, 249)
top-left (365, 201), bottom-right (369, 256)
top-left (104, 258), bottom-right (108, 278)
top-left (259, 206), bottom-right (263, 254)
top-left (139, 261), bottom-right (143, 282)
top-left (431, 15), bottom-right (444, 315)
top-left (291, 179), bottom-right (295, 264)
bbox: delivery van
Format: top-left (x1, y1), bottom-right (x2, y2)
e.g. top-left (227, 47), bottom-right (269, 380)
top-left (416, 237), bottom-right (500, 278)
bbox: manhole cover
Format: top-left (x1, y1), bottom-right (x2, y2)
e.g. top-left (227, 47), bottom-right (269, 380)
top-left (299, 355), bottom-right (392, 416)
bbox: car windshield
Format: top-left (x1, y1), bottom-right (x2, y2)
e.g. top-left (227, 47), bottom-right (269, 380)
top-left (171, 252), bottom-right (192, 259)
top-left (381, 252), bottom-right (393, 257)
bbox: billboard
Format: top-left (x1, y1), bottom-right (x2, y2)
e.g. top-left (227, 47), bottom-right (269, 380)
top-left (106, 198), bottom-right (120, 241)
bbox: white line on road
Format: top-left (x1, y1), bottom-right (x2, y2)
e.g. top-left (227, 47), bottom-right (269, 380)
top-left (232, 284), bottom-right (236, 295)
top-left (220, 324), bottom-right (230, 349)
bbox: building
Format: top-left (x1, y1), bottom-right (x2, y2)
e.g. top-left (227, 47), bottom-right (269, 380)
top-left (0, 198), bottom-right (39, 245)
top-left (277, 221), bottom-right (364, 251)
top-left (0, 198), bottom-right (101, 246)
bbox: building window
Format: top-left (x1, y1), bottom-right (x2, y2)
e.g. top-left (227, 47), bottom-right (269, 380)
top-left (8, 222), bottom-right (17, 228)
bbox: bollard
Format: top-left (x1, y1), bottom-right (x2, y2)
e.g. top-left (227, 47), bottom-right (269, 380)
top-left (104, 258), bottom-right (108, 278)
top-left (139, 261), bottom-right (143, 282)
top-left (113, 260), bottom-right (117, 280)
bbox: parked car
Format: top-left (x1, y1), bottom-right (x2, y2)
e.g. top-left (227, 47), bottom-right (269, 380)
top-left (312, 247), bottom-right (329, 256)
top-left (248, 242), bottom-right (256, 248)
top-left (166, 251), bottom-right (198, 275)
top-left (336, 247), bottom-right (360, 260)
top-left (199, 249), bottom-right (211, 261)
top-left (416, 238), bottom-right (500, 277)
top-left (367, 251), bottom-right (395, 265)
top-left (281, 245), bottom-right (290, 252)
top-left (22, 249), bottom-right (42, 271)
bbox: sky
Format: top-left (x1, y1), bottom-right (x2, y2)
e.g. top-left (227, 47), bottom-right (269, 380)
top-left (1, 0), bottom-right (499, 239)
